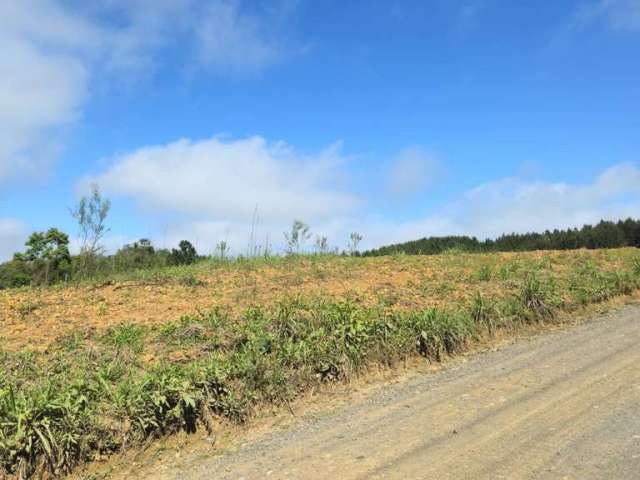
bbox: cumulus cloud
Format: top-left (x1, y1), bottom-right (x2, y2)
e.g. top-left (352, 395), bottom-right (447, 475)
top-left (89, 0), bottom-right (293, 75)
top-left (386, 147), bottom-right (444, 199)
top-left (0, 0), bottom-right (95, 183)
top-left (85, 135), bottom-right (359, 224)
top-left (0, 219), bottom-right (26, 261)
top-left (362, 162), bottom-right (640, 248)
top-left (0, 0), bottom-right (299, 184)
top-left (83, 132), bottom-right (640, 256)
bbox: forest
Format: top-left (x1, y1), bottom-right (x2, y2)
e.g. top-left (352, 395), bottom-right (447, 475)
top-left (363, 218), bottom-right (640, 256)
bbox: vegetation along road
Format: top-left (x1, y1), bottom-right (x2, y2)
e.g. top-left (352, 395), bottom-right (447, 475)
top-left (173, 305), bottom-right (640, 480)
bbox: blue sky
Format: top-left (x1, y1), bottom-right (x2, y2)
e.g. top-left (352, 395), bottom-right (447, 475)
top-left (1, 0), bottom-right (640, 259)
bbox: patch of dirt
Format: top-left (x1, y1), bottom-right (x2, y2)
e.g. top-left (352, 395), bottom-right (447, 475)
top-left (0, 249), bottom-right (633, 352)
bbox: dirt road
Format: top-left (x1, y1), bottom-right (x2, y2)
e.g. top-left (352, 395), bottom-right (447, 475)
top-left (172, 306), bottom-right (640, 479)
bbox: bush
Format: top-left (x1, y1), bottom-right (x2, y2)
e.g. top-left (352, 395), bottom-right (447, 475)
top-left (0, 260), bottom-right (32, 289)
top-left (170, 241), bottom-right (198, 266)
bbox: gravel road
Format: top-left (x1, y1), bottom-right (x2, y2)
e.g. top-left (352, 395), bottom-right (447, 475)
top-left (170, 305), bottom-right (640, 480)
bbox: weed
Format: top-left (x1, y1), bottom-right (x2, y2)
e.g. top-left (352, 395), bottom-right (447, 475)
top-left (517, 275), bottom-right (557, 321)
top-left (470, 292), bottom-right (498, 335)
top-left (434, 281), bottom-right (455, 296)
top-left (606, 271), bottom-right (637, 295)
top-left (632, 258), bottom-right (640, 276)
top-left (473, 265), bottom-right (492, 282)
top-left (376, 290), bottom-right (399, 307)
top-left (179, 275), bottom-right (206, 288)
top-left (103, 323), bottom-right (145, 354)
top-left (17, 300), bottom-right (40, 318)
top-left (497, 261), bottom-right (520, 281)
top-left (414, 309), bottom-right (474, 361)
top-left (55, 332), bottom-right (85, 352)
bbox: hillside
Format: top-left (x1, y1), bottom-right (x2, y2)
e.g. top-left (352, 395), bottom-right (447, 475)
top-left (1, 248), bottom-right (640, 478)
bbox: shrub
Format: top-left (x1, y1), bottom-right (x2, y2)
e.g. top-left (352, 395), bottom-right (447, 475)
top-left (170, 241), bottom-right (198, 266)
top-left (0, 260), bottom-right (32, 289)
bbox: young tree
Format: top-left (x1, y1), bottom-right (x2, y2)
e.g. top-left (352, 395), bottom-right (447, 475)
top-left (14, 228), bottom-right (71, 284)
top-left (171, 240), bottom-right (198, 265)
top-left (348, 232), bottom-right (363, 256)
top-left (284, 220), bottom-right (311, 254)
top-left (114, 238), bottom-right (157, 270)
top-left (315, 235), bottom-right (329, 254)
top-left (215, 240), bottom-right (230, 260)
top-left (71, 183), bottom-right (111, 274)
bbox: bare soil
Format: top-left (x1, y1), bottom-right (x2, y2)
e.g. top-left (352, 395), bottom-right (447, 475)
top-left (1, 249), bottom-right (627, 352)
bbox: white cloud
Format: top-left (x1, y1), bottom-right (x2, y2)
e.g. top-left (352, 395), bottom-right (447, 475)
top-left (195, 0), bottom-right (287, 73)
top-left (87, 132), bottom-right (640, 255)
top-left (450, 162), bottom-right (640, 238)
top-left (456, 0), bottom-right (487, 33)
top-left (0, 0), bottom-right (299, 184)
top-left (0, 0), bottom-right (95, 183)
top-left (86, 135), bottom-right (360, 224)
top-left (605, 0), bottom-right (640, 31)
top-left (89, 0), bottom-right (292, 75)
top-left (572, 0), bottom-right (640, 32)
top-left (387, 147), bottom-right (444, 199)
top-left (360, 162), bottom-right (640, 248)
top-left (0, 219), bottom-right (26, 261)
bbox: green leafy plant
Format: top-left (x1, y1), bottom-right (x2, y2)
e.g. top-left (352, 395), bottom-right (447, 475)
top-left (470, 292), bottom-right (498, 334)
top-left (517, 274), bottom-right (557, 321)
top-left (473, 265), bottom-right (492, 281)
top-left (103, 323), bottom-right (146, 354)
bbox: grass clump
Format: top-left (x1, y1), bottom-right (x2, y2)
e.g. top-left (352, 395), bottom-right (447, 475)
top-left (178, 275), bottom-right (207, 288)
top-left (102, 323), bottom-right (146, 354)
top-left (16, 301), bottom-right (40, 319)
top-left (473, 264), bottom-right (492, 282)
top-left (517, 274), bottom-right (558, 321)
top-left (470, 292), bottom-right (499, 335)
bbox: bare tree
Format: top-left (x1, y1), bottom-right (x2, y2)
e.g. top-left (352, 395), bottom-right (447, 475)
top-left (315, 235), bottom-right (329, 254)
top-left (349, 232), bottom-right (363, 255)
top-left (70, 183), bottom-right (111, 272)
top-left (284, 220), bottom-right (311, 254)
top-left (215, 240), bottom-right (230, 260)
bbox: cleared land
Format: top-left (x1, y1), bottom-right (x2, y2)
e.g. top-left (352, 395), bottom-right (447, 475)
top-left (2, 249), bottom-right (637, 352)
top-left (169, 304), bottom-right (640, 480)
top-left (1, 248), bottom-right (640, 478)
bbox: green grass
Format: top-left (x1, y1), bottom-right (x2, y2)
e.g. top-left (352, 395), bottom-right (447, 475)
top-left (1, 251), bottom-right (640, 478)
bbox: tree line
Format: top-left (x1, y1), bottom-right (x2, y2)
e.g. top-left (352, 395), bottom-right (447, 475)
top-left (3, 183), bottom-right (638, 289)
top-left (363, 218), bottom-right (640, 257)
top-left (0, 185), bottom-right (201, 289)
top-left (0, 186), bottom-right (364, 289)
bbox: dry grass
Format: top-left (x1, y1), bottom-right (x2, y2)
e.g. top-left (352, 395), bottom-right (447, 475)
top-left (0, 248), bottom-right (634, 353)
